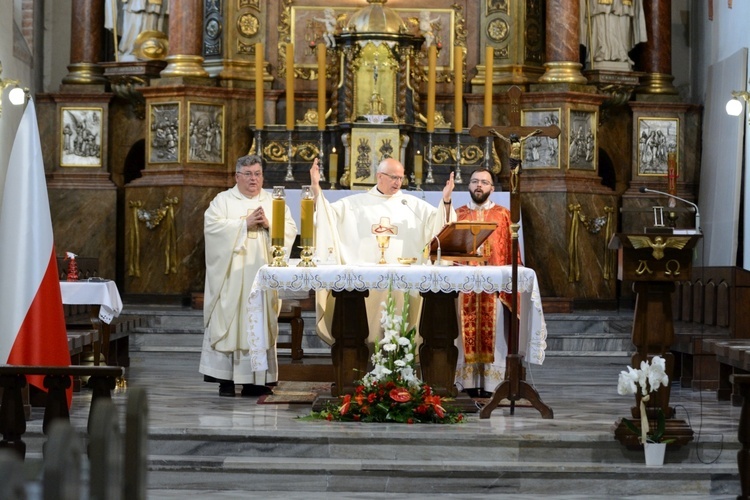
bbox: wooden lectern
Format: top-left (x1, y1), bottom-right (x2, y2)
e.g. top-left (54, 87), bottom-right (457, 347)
top-left (610, 232), bottom-right (702, 447)
top-left (428, 221), bottom-right (497, 264)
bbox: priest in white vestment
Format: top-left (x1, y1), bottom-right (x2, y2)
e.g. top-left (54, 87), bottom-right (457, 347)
top-left (199, 155), bottom-right (297, 397)
top-left (309, 157), bottom-right (456, 350)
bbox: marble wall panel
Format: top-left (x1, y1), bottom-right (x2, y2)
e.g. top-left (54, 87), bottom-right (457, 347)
top-left (124, 184), bottom-right (220, 296)
top-left (48, 188), bottom-right (117, 279)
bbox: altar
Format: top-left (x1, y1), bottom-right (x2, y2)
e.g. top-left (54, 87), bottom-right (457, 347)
top-left (246, 263), bottom-right (547, 396)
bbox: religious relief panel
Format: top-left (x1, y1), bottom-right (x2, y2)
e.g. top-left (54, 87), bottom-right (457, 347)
top-left (148, 102), bottom-right (180, 164)
top-left (350, 128), bottom-right (400, 190)
top-left (521, 108), bottom-right (561, 169)
top-left (567, 110), bottom-right (597, 171)
top-left (636, 118), bottom-right (679, 177)
top-left (60, 107), bottom-right (103, 167)
top-left (187, 103), bottom-right (225, 164)
top-left (203, 0), bottom-right (223, 57)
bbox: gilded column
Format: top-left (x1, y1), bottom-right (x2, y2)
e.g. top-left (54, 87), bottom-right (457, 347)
top-left (161, 0), bottom-right (209, 78)
top-left (539, 0), bottom-right (586, 84)
top-left (62, 0), bottom-right (107, 85)
top-left (635, 0), bottom-right (677, 95)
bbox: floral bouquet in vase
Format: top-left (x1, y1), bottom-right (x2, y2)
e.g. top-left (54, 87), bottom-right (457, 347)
top-left (617, 355), bottom-right (674, 445)
top-left (314, 287), bottom-right (463, 424)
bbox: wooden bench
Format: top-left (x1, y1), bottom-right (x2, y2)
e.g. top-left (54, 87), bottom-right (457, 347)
top-left (671, 325), bottom-right (730, 391)
top-left (703, 338), bottom-right (750, 405)
top-left (0, 365), bottom-right (123, 459)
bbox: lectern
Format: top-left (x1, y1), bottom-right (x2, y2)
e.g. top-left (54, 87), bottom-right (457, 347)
top-left (610, 232), bottom-right (702, 447)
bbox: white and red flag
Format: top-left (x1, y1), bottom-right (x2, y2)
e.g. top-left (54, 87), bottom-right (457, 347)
top-left (0, 99), bottom-right (71, 403)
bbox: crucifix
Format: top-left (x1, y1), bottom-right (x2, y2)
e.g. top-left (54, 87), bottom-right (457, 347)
top-left (469, 85), bottom-right (561, 419)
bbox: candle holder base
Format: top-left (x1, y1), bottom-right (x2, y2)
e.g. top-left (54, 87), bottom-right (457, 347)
top-left (269, 245), bottom-right (288, 267)
top-left (297, 246), bottom-right (316, 267)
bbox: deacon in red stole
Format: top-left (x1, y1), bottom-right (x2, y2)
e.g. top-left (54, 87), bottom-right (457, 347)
top-left (454, 168), bottom-right (521, 398)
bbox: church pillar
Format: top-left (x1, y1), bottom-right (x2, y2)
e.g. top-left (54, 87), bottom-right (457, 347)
top-left (62, 0), bottom-right (107, 85)
top-left (538, 0), bottom-right (586, 84)
top-left (160, 0), bottom-right (209, 79)
top-left (634, 0), bottom-right (678, 96)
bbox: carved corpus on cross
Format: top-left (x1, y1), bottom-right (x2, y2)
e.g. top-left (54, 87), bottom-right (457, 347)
top-left (468, 85), bottom-right (561, 420)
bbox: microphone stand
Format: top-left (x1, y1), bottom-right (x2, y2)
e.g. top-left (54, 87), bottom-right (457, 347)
top-left (640, 187), bottom-right (701, 232)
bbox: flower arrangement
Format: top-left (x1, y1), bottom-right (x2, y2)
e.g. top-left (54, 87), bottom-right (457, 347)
top-left (617, 355), bottom-right (674, 444)
top-left (314, 288), bottom-right (464, 424)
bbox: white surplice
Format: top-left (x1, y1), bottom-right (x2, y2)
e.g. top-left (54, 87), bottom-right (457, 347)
top-left (199, 186), bottom-right (297, 385)
top-left (313, 187), bottom-right (455, 348)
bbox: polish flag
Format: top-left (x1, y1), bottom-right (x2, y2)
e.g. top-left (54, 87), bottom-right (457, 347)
top-left (0, 99), bottom-right (71, 403)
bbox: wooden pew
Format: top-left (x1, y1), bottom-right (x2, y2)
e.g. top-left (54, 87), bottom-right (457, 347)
top-left (703, 339), bottom-right (750, 405)
top-left (0, 365), bottom-right (123, 459)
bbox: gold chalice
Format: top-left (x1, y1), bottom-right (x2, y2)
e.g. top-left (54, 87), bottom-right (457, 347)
top-left (376, 235), bottom-right (391, 264)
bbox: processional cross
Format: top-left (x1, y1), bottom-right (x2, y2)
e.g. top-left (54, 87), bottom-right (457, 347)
top-left (469, 86), bottom-right (561, 419)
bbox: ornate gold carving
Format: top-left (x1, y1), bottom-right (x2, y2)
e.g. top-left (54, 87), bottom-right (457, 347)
top-left (298, 109), bottom-right (319, 126)
top-left (487, 0), bottom-right (509, 15)
top-left (567, 204), bottom-right (611, 282)
top-left (128, 201), bottom-right (142, 277)
top-left (430, 144), bottom-right (485, 166)
top-left (263, 141), bottom-right (320, 162)
top-left (453, 4), bottom-right (467, 48)
top-left (664, 259), bottom-right (681, 277)
top-left (635, 260), bottom-right (653, 276)
top-left (239, 0), bottom-right (260, 11)
top-left (135, 197), bottom-right (179, 275)
top-left (627, 235), bottom-right (691, 261)
top-left (238, 13), bottom-right (260, 38)
top-left (487, 19), bottom-right (509, 42)
top-left (238, 40), bottom-right (252, 55)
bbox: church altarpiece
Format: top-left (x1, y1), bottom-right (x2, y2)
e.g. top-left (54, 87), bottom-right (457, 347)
top-left (38, 0), bottom-right (703, 312)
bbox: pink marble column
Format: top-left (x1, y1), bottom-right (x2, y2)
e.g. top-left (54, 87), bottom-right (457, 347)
top-left (161, 0), bottom-right (209, 78)
top-left (635, 0), bottom-right (677, 94)
top-left (539, 0), bottom-right (586, 84)
top-left (62, 0), bottom-right (107, 84)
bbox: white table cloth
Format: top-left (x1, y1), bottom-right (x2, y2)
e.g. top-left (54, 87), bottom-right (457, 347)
top-left (59, 280), bottom-right (123, 324)
top-left (246, 263), bottom-right (547, 372)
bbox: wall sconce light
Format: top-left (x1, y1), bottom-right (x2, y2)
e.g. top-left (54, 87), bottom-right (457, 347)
top-left (0, 61), bottom-right (27, 118)
top-left (726, 90), bottom-right (750, 117)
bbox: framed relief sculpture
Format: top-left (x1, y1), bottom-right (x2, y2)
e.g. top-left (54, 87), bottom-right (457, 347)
top-left (148, 102), bottom-right (180, 164)
top-left (521, 108), bottom-right (561, 169)
top-left (187, 102), bottom-right (224, 164)
top-left (567, 110), bottom-right (597, 170)
top-left (60, 107), bottom-right (103, 167)
top-left (637, 117), bottom-right (679, 176)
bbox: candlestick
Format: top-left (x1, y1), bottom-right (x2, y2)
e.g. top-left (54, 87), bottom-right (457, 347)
top-left (270, 186), bottom-right (287, 267)
top-left (329, 148), bottom-right (338, 188)
top-left (286, 43), bottom-right (295, 131)
top-left (454, 47), bottom-right (463, 133)
top-left (255, 43), bottom-right (264, 130)
top-left (667, 151), bottom-right (677, 194)
top-left (484, 46), bottom-right (493, 126)
top-left (317, 43), bottom-right (326, 131)
top-left (426, 45), bottom-right (437, 133)
top-left (298, 186), bottom-right (315, 267)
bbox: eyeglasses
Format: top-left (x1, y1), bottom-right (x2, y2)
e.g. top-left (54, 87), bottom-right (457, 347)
top-left (237, 171), bottom-right (262, 178)
top-left (380, 172), bottom-right (404, 182)
top-left (469, 179), bottom-right (492, 186)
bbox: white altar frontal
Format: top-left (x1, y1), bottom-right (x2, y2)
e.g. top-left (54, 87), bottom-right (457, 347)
top-left (246, 263), bottom-right (547, 395)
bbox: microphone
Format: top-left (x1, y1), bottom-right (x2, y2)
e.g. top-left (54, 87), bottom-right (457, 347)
top-left (639, 186), bottom-right (700, 232)
top-left (401, 199), bottom-right (441, 263)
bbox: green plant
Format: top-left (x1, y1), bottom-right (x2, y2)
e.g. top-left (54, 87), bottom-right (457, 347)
top-left (617, 356), bottom-right (675, 444)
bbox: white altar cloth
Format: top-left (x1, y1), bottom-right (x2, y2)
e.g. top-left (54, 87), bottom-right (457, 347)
top-left (59, 280), bottom-right (123, 324)
top-left (246, 263), bottom-right (547, 372)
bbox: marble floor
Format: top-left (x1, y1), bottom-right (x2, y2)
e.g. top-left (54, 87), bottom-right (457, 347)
top-left (25, 347), bottom-right (744, 499)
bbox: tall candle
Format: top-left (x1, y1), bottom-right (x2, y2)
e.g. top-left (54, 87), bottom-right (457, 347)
top-left (300, 197), bottom-right (314, 242)
top-left (426, 45), bottom-right (437, 133)
top-left (454, 47), bottom-right (463, 133)
top-left (329, 148), bottom-right (338, 186)
top-left (286, 43), bottom-right (295, 131)
top-left (255, 43), bottom-right (264, 130)
top-left (272, 197), bottom-right (285, 242)
top-left (484, 46), bottom-right (493, 126)
top-left (414, 151), bottom-right (423, 184)
top-left (317, 43), bottom-right (326, 131)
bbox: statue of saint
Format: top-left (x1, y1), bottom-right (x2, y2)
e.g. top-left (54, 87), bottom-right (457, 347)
top-left (105, 0), bottom-right (169, 62)
top-left (580, 0), bottom-right (647, 70)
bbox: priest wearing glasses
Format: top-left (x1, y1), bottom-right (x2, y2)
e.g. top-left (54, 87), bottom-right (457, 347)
top-left (308, 157), bottom-right (456, 349)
